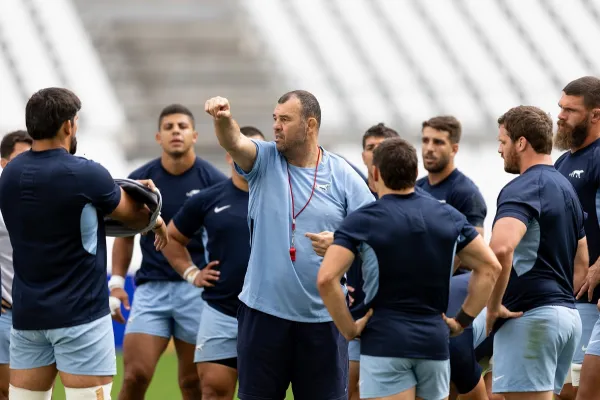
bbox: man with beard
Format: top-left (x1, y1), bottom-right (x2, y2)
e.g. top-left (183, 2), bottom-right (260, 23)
top-left (205, 91), bottom-right (374, 400)
top-left (553, 76), bottom-right (600, 400)
top-left (487, 105), bottom-right (587, 400)
top-left (416, 116), bottom-right (487, 244)
top-left (161, 126), bottom-right (265, 400)
top-left (415, 119), bottom-right (492, 400)
top-left (111, 104), bottom-right (226, 400)
top-left (0, 87), bottom-right (169, 400)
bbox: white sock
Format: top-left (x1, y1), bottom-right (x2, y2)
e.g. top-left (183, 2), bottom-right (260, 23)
top-left (9, 385), bottom-right (52, 400)
top-left (64, 382), bottom-right (113, 400)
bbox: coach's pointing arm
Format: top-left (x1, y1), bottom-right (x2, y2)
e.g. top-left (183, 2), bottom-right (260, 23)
top-left (205, 97), bottom-right (257, 173)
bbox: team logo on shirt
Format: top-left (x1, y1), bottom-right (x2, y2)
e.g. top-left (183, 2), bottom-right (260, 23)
top-left (317, 183), bottom-right (331, 191)
top-left (569, 170), bottom-right (584, 178)
top-left (186, 189), bottom-right (201, 197)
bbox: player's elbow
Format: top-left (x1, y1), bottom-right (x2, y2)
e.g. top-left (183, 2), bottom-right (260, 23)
top-left (487, 258), bottom-right (503, 282)
top-left (109, 191), bottom-right (151, 230)
top-left (472, 255), bottom-right (502, 284)
top-left (490, 243), bottom-right (513, 263)
top-left (316, 269), bottom-right (337, 294)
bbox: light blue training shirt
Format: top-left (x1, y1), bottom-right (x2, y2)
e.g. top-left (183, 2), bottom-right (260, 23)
top-left (235, 140), bottom-right (375, 322)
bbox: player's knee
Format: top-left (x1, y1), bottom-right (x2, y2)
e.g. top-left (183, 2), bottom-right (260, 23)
top-left (64, 383), bottom-right (112, 400)
top-left (198, 371), bottom-right (233, 399)
top-left (0, 385), bottom-right (8, 400)
top-left (122, 365), bottom-right (152, 389)
top-left (178, 371), bottom-right (200, 393)
top-left (8, 385), bottom-right (52, 400)
top-left (199, 381), bottom-right (231, 400)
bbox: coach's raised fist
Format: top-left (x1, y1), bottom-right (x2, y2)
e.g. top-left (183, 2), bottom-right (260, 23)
top-left (205, 97), bottom-right (231, 120)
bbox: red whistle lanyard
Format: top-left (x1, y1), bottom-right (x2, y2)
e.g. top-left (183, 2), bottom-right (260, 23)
top-left (287, 147), bottom-right (321, 262)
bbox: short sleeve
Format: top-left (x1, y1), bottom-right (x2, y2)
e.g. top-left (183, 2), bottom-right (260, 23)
top-left (452, 188), bottom-right (487, 227)
top-left (172, 192), bottom-right (209, 239)
top-left (579, 209), bottom-right (588, 240)
top-left (456, 223), bottom-right (479, 252)
top-left (333, 211), bottom-right (369, 255)
top-left (494, 182), bottom-right (540, 226)
top-left (593, 147), bottom-right (600, 187)
top-left (445, 205), bottom-right (479, 252)
top-left (344, 164), bottom-right (375, 214)
top-left (495, 201), bottom-right (537, 226)
top-left (79, 161), bottom-right (121, 215)
top-left (234, 140), bottom-right (276, 183)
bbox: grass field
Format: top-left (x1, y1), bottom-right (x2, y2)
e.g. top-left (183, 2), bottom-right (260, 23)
top-left (50, 352), bottom-right (294, 400)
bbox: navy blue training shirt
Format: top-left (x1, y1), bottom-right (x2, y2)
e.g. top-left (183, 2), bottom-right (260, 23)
top-left (416, 169), bottom-right (487, 227)
top-left (171, 179), bottom-right (249, 317)
top-left (0, 148), bottom-right (121, 330)
top-left (555, 139), bottom-right (600, 304)
top-left (494, 165), bottom-right (585, 315)
top-left (128, 157), bottom-right (226, 285)
top-left (333, 191), bottom-right (478, 360)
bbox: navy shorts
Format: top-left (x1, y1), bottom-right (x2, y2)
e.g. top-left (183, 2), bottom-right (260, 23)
top-left (449, 328), bottom-right (482, 395)
top-left (237, 304), bottom-right (349, 400)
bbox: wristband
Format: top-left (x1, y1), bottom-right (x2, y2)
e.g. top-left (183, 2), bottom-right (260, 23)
top-left (183, 265), bottom-right (200, 285)
top-left (152, 216), bottom-right (164, 231)
top-left (109, 296), bottom-right (122, 315)
top-left (455, 308), bottom-right (476, 328)
top-left (108, 275), bottom-right (125, 291)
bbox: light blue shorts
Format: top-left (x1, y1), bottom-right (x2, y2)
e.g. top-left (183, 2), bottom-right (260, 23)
top-left (0, 310), bottom-right (11, 364)
top-left (585, 314), bottom-right (600, 357)
top-left (194, 304), bottom-right (237, 363)
top-left (492, 305), bottom-right (581, 394)
top-left (10, 314), bottom-right (116, 376)
top-left (125, 281), bottom-right (204, 344)
top-left (349, 339), bottom-right (360, 362)
top-left (574, 303), bottom-right (600, 362)
top-left (360, 355), bottom-right (449, 399)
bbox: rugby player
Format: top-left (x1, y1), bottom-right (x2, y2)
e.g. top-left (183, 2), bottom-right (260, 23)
top-left (0, 130), bottom-right (32, 400)
top-left (0, 87), bottom-right (168, 400)
top-left (162, 126), bottom-right (265, 400)
top-left (488, 105), bottom-right (587, 400)
top-left (111, 104), bottom-right (226, 400)
top-left (318, 137), bottom-right (501, 399)
top-left (553, 76), bottom-right (600, 400)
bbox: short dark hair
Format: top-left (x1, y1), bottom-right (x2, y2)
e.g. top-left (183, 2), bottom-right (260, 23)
top-left (563, 76), bottom-right (600, 109)
top-left (25, 88), bottom-right (81, 140)
top-left (277, 90), bottom-right (321, 128)
top-left (372, 137), bottom-right (418, 190)
top-left (497, 106), bottom-right (553, 155)
top-left (422, 116), bottom-right (462, 144)
top-left (362, 123), bottom-right (399, 149)
top-left (158, 104), bottom-right (195, 129)
top-left (240, 126), bottom-right (265, 140)
top-left (1, 130), bottom-right (32, 159)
